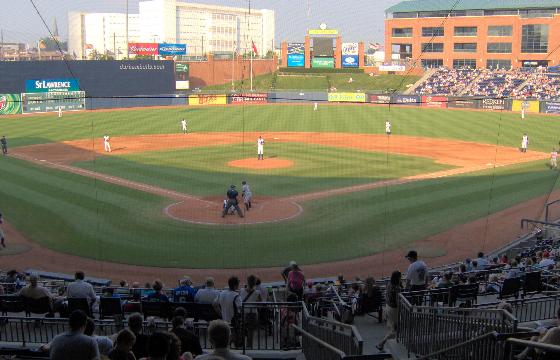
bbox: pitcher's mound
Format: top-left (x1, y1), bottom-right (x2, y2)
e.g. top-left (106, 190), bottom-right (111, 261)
top-left (228, 158), bottom-right (294, 170)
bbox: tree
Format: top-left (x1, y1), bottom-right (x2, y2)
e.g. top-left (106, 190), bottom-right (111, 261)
top-left (39, 37), bottom-right (67, 51)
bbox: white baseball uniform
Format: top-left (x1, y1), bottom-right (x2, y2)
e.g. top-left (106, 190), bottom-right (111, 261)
top-left (385, 121), bottom-right (391, 134)
top-left (242, 183), bottom-right (253, 204)
top-left (313, 102), bottom-right (318, 111)
top-left (257, 137), bottom-right (264, 159)
top-left (58, 107), bottom-right (62, 118)
top-left (181, 119), bottom-right (187, 133)
top-left (103, 135), bottom-right (111, 152)
top-left (521, 135), bottom-right (528, 152)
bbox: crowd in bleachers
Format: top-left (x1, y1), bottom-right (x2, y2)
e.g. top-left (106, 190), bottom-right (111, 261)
top-left (414, 66), bottom-right (560, 101)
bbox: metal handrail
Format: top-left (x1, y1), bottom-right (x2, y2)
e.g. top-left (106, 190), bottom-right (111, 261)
top-left (545, 199), bottom-right (560, 222)
top-left (416, 331), bottom-right (497, 360)
top-left (506, 338), bottom-right (560, 353)
top-left (292, 324), bottom-right (346, 358)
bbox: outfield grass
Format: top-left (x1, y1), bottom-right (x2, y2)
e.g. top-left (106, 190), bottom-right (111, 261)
top-left (73, 143), bottom-right (452, 197)
top-left (1, 105), bottom-right (560, 267)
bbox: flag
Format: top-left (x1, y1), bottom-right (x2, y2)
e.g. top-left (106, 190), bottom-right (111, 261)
top-left (85, 43), bottom-right (93, 50)
top-left (251, 40), bottom-right (258, 56)
top-left (38, 40), bottom-right (46, 49)
top-left (369, 42), bottom-right (381, 51)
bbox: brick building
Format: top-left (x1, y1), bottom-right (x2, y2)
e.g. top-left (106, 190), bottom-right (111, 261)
top-left (385, 0), bottom-right (560, 69)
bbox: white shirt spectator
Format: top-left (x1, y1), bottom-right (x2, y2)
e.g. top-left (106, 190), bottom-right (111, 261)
top-left (476, 257), bottom-right (489, 270)
top-left (195, 287), bottom-right (221, 304)
top-left (256, 284), bottom-right (268, 302)
top-left (539, 258), bottom-right (555, 269)
top-left (214, 290), bottom-right (241, 323)
top-left (67, 279), bottom-right (96, 305)
top-left (93, 335), bottom-right (113, 356)
top-left (406, 260), bottom-right (428, 286)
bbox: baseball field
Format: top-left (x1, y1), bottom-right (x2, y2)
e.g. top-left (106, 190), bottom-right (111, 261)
top-left (1, 104), bottom-right (560, 281)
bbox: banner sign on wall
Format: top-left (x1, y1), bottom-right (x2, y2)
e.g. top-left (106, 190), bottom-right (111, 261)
top-left (25, 78), bottom-right (80, 93)
top-left (287, 54), bottom-right (305, 67)
top-left (512, 99), bottom-right (539, 113)
top-left (158, 43), bottom-right (187, 56)
top-left (379, 65), bottom-right (406, 72)
top-left (391, 94), bottom-right (420, 106)
top-left (342, 55), bottom-right (359, 68)
top-left (370, 95), bottom-right (391, 104)
top-left (288, 43), bottom-right (305, 54)
top-left (328, 92), bottom-right (366, 103)
top-left (422, 95), bottom-right (447, 108)
top-left (231, 93), bottom-right (268, 104)
top-left (342, 42), bottom-right (359, 55)
top-left (21, 91), bottom-right (85, 114)
top-left (447, 97), bottom-right (480, 109)
top-left (312, 57), bottom-right (334, 68)
top-left (481, 98), bottom-right (508, 110)
top-left (542, 101), bottom-right (560, 114)
top-left (0, 94), bottom-right (22, 115)
top-left (128, 43), bottom-right (159, 55)
top-left (188, 94), bottom-right (227, 105)
top-left (175, 63), bottom-right (189, 90)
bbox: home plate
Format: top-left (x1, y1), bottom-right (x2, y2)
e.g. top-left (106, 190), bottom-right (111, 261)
top-left (40, 160), bottom-right (46, 162)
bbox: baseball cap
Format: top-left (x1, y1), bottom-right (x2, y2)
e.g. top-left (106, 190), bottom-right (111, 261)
top-left (405, 250), bottom-right (418, 259)
top-left (289, 260), bottom-right (297, 266)
top-left (230, 184), bottom-right (236, 188)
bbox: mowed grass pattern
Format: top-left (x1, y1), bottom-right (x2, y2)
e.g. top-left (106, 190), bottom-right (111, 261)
top-left (1, 104), bottom-right (559, 267)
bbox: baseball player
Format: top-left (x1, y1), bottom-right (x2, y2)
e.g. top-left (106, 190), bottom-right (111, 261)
top-left (1, 136), bottom-right (7, 156)
top-left (521, 133), bottom-right (529, 153)
top-left (103, 134), bottom-right (111, 153)
top-left (180, 118), bottom-right (188, 134)
top-left (257, 136), bottom-right (265, 160)
top-left (551, 148), bottom-right (558, 169)
top-left (0, 212), bottom-right (6, 248)
top-left (385, 120), bottom-right (392, 135)
top-left (223, 199), bottom-right (237, 215)
top-left (241, 180), bottom-right (253, 211)
top-left (222, 185), bottom-right (244, 218)
top-left (313, 102), bottom-right (318, 111)
top-left (58, 107), bottom-right (62, 118)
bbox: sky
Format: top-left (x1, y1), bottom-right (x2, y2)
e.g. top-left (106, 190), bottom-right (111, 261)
top-left (0, 0), bottom-right (402, 45)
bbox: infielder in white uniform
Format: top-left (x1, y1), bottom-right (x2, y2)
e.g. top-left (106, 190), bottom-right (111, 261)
top-left (521, 133), bottom-right (528, 153)
top-left (313, 102), bottom-right (318, 111)
top-left (257, 136), bottom-right (265, 160)
top-left (241, 180), bottom-right (253, 211)
top-left (181, 119), bottom-right (188, 134)
top-left (385, 121), bottom-right (392, 135)
top-left (103, 134), bottom-right (111, 153)
top-left (58, 107), bottom-right (62, 118)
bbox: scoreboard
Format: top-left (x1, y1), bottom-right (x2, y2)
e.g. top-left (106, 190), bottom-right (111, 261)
top-left (22, 91), bottom-right (86, 114)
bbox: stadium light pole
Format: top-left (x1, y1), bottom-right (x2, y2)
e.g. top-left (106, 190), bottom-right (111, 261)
top-left (125, 0), bottom-right (129, 59)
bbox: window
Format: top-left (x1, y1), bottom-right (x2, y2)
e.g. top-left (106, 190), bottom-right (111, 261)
top-left (521, 24), bottom-right (548, 53)
top-left (421, 59), bottom-right (443, 68)
top-left (391, 44), bottom-right (412, 59)
top-left (454, 43), bottom-right (477, 52)
top-left (421, 43), bottom-right (444, 52)
top-left (454, 27), bottom-right (477, 36)
top-left (393, 12), bottom-right (415, 19)
top-left (484, 9), bottom-right (517, 16)
top-left (422, 27), bottom-right (444, 37)
top-left (392, 28), bottom-right (412, 37)
top-left (520, 9), bottom-right (555, 18)
top-left (453, 59), bottom-right (477, 68)
top-left (487, 59), bottom-right (511, 69)
top-left (488, 26), bottom-right (512, 36)
top-left (419, 11), bottom-right (448, 18)
top-left (487, 42), bottom-right (512, 53)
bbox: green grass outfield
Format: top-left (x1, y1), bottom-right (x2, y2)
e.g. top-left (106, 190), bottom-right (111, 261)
top-left (1, 104), bottom-right (560, 268)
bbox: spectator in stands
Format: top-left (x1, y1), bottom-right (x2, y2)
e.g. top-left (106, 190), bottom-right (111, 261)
top-left (128, 313), bottom-right (149, 359)
top-left (145, 280), bottom-right (169, 302)
top-left (287, 263), bottom-right (305, 300)
top-left (109, 329), bottom-right (136, 360)
top-left (457, 264), bottom-right (469, 284)
top-left (500, 254), bottom-right (509, 265)
top-left (213, 276), bottom-right (241, 323)
top-left (464, 259), bottom-right (473, 271)
top-left (173, 277), bottom-right (197, 303)
top-left (255, 277), bottom-right (268, 302)
top-left (119, 280), bottom-right (128, 288)
top-left (504, 260), bottom-right (523, 279)
top-left (475, 252), bottom-right (489, 270)
top-left (539, 252), bottom-right (556, 270)
top-left (240, 275), bottom-right (261, 349)
top-left (515, 307), bottom-right (560, 359)
top-left (486, 274), bottom-right (501, 294)
top-left (67, 271), bottom-right (96, 307)
top-left (281, 261), bottom-right (296, 283)
top-left (165, 331), bottom-right (182, 360)
top-left (376, 271), bottom-right (402, 351)
top-left (195, 319), bottom-right (251, 360)
top-left (49, 310), bottom-right (100, 360)
top-left (144, 331), bottom-right (171, 360)
top-left (171, 316), bottom-right (202, 357)
top-left (5, 269), bottom-right (18, 283)
top-left (436, 272), bottom-right (454, 288)
top-left (405, 250), bottom-right (428, 291)
top-left (85, 318), bottom-right (114, 356)
top-left (194, 277), bottom-right (220, 304)
top-left (18, 274), bottom-right (52, 300)
top-left (280, 293), bottom-right (299, 349)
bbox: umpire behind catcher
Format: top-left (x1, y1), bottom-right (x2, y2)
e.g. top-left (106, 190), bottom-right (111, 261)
top-left (222, 185), bottom-right (244, 218)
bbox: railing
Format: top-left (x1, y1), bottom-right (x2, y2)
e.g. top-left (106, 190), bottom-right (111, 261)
top-left (475, 292), bottom-right (560, 323)
top-left (506, 338), bottom-right (560, 359)
top-left (397, 293), bottom-right (517, 357)
top-left (293, 324), bottom-right (346, 360)
top-left (302, 302), bottom-right (363, 355)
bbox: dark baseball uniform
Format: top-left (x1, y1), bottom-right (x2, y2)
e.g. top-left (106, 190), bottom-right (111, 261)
top-left (222, 187), bottom-right (244, 218)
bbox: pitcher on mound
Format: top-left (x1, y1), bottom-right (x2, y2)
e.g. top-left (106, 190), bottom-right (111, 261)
top-left (257, 136), bottom-right (265, 160)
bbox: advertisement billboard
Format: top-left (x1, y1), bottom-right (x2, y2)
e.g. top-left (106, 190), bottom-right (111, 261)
top-left (308, 29), bottom-right (338, 35)
top-left (188, 94), bottom-right (227, 105)
top-left (391, 95), bottom-right (420, 106)
top-left (342, 55), bottom-right (359, 68)
top-left (25, 79), bottom-right (80, 93)
top-left (542, 101), bottom-right (560, 114)
top-left (422, 95), bottom-right (447, 108)
top-left (379, 65), bottom-right (406, 72)
top-left (342, 43), bottom-right (359, 55)
top-left (287, 54), bottom-right (305, 67)
top-left (231, 93), bottom-right (268, 104)
top-left (175, 63), bottom-right (189, 90)
top-left (512, 100), bottom-right (539, 113)
top-left (21, 91), bottom-right (85, 114)
top-left (481, 98), bottom-right (508, 110)
top-left (370, 94), bottom-right (391, 104)
top-left (328, 92), bottom-right (366, 103)
top-left (447, 97), bottom-right (480, 109)
top-left (158, 43), bottom-right (187, 56)
top-left (0, 94), bottom-right (21, 115)
top-left (312, 57), bottom-right (334, 68)
top-left (287, 43), bottom-right (305, 54)
top-left (128, 43), bottom-right (158, 55)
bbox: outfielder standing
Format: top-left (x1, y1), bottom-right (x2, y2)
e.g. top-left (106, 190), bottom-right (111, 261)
top-left (551, 148), bottom-right (558, 169)
top-left (1, 136), bottom-right (7, 156)
top-left (242, 180), bottom-right (253, 211)
top-left (385, 120), bottom-right (392, 135)
top-left (521, 133), bottom-right (529, 153)
top-left (58, 107), bottom-right (62, 118)
top-left (103, 134), bottom-right (111, 153)
top-left (0, 212), bottom-right (6, 248)
top-left (222, 185), bottom-right (244, 218)
top-left (313, 102), bottom-right (318, 111)
top-left (181, 118), bottom-right (188, 134)
top-left (257, 136), bottom-right (265, 160)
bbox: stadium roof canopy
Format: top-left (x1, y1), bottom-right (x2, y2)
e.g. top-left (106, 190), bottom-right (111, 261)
top-left (386, 0), bottom-right (560, 14)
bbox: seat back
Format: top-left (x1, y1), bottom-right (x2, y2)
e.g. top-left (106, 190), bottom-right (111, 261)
top-left (141, 300), bottom-right (169, 320)
top-left (67, 297), bottom-right (92, 317)
top-left (430, 288), bottom-right (451, 306)
top-left (451, 283), bottom-right (479, 306)
top-left (24, 297), bottom-right (52, 316)
top-left (523, 271), bottom-right (542, 296)
top-left (188, 303), bottom-right (220, 322)
top-left (499, 278), bottom-right (521, 300)
top-left (99, 297), bottom-right (123, 319)
top-left (0, 295), bottom-right (25, 315)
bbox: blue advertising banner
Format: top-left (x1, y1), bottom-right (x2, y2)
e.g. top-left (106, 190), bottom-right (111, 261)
top-left (158, 43), bottom-right (187, 55)
top-left (25, 78), bottom-right (80, 93)
top-left (391, 94), bottom-right (420, 106)
top-left (542, 101), bottom-right (560, 114)
top-left (287, 54), bottom-right (305, 67)
top-left (342, 55), bottom-right (359, 68)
